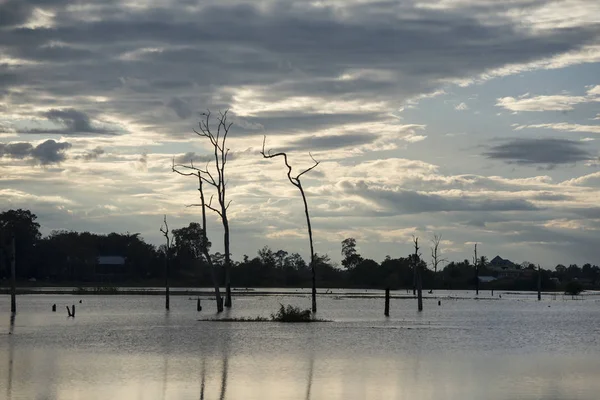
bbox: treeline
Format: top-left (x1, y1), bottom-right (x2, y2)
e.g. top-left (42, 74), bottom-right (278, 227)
top-left (1, 209), bottom-right (599, 290)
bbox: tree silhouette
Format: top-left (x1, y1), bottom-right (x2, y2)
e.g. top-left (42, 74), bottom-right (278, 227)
top-left (341, 238), bottom-right (363, 270)
top-left (175, 110), bottom-right (234, 308)
top-left (261, 136), bottom-right (320, 312)
top-left (172, 161), bottom-right (224, 312)
top-left (159, 215), bottom-right (171, 310)
top-left (429, 233), bottom-right (447, 293)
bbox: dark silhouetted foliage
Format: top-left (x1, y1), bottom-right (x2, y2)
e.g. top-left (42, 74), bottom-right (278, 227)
top-left (564, 280), bottom-right (584, 296)
top-left (271, 304), bottom-right (312, 322)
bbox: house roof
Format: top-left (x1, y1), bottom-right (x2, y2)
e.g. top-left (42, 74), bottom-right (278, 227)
top-left (97, 256), bottom-right (126, 265)
top-left (490, 255), bottom-right (515, 266)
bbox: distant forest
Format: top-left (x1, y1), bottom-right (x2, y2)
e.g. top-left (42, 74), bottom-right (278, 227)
top-left (1, 209), bottom-right (599, 291)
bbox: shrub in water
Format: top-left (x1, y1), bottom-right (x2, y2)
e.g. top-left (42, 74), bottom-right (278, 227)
top-left (564, 280), bottom-right (583, 296)
top-left (271, 304), bottom-right (312, 322)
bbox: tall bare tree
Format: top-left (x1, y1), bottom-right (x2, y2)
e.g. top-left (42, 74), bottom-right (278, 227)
top-left (172, 161), bottom-right (224, 312)
top-left (159, 215), bottom-right (171, 310)
top-left (429, 233), bottom-right (447, 294)
top-left (413, 235), bottom-right (423, 311)
top-left (188, 110), bottom-right (234, 307)
top-left (261, 136), bottom-right (320, 312)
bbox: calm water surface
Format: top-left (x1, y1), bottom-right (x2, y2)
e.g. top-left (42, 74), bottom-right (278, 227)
top-left (1, 291), bottom-right (600, 399)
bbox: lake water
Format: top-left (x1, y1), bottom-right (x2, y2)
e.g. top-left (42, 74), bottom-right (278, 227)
top-left (2, 290), bottom-right (600, 399)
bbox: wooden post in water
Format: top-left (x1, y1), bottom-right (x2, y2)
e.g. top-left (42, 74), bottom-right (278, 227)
top-left (66, 305), bottom-right (75, 317)
top-left (197, 298), bottom-right (202, 312)
top-left (52, 304), bottom-right (56, 312)
top-left (10, 234), bottom-right (16, 314)
top-left (537, 264), bottom-right (542, 301)
top-left (384, 287), bottom-right (390, 316)
top-left (417, 271), bottom-right (423, 312)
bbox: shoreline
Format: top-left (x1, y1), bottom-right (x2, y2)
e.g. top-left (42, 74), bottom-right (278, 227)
top-left (1, 287), bottom-right (594, 299)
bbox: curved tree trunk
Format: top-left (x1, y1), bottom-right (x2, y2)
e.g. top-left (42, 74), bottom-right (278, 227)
top-left (300, 185), bottom-right (317, 313)
top-left (261, 136), bottom-right (320, 313)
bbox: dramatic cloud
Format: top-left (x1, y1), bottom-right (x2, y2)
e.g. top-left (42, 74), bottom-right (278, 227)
top-left (0, 140), bottom-right (71, 165)
top-left (484, 138), bottom-right (593, 166)
top-left (1, 0), bottom-right (600, 266)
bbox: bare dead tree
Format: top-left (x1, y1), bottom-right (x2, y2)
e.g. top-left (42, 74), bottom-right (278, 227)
top-left (185, 110), bottom-right (234, 307)
top-left (261, 136), bottom-right (320, 312)
top-left (413, 235), bottom-right (423, 312)
top-left (429, 233), bottom-right (447, 294)
top-left (472, 243), bottom-right (479, 295)
top-left (172, 160), bottom-right (224, 312)
top-left (160, 215), bottom-right (171, 310)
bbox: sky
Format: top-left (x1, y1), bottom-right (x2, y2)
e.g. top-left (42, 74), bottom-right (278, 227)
top-left (1, 0), bottom-right (600, 268)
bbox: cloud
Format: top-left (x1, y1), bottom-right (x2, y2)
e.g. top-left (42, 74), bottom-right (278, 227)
top-left (0, 140), bottom-right (71, 165)
top-left (1, 0), bottom-right (600, 267)
top-left (455, 102), bottom-right (469, 111)
top-left (22, 109), bottom-right (118, 135)
top-left (167, 97), bottom-right (193, 119)
top-left (564, 171), bottom-right (600, 187)
top-left (484, 138), bottom-right (593, 166)
top-left (496, 84), bottom-right (600, 112)
top-left (136, 152), bottom-right (148, 171)
top-left (402, 133), bottom-right (427, 143)
top-left (587, 85), bottom-right (600, 96)
top-left (0, 142), bottom-right (33, 159)
top-left (75, 147), bottom-right (105, 161)
top-left (30, 140), bottom-right (72, 164)
top-left (339, 180), bottom-right (539, 214)
top-left (0, 0), bottom-right (33, 28)
top-left (44, 109), bottom-right (105, 133)
top-left (287, 133), bottom-right (378, 151)
top-left (173, 152), bottom-right (213, 164)
top-left (496, 94), bottom-right (590, 111)
top-left (515, 123), bottom-right (600, 134)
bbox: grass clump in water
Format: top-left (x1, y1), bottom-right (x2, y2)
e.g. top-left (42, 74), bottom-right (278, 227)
top-left (199, 304), bottom-right (324, 323)
top-left (271, 304), bottom-right (313, 322)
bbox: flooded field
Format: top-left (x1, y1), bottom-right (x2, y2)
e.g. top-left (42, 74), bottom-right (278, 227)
top-left (2, 290), bottom-right (600, 399)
